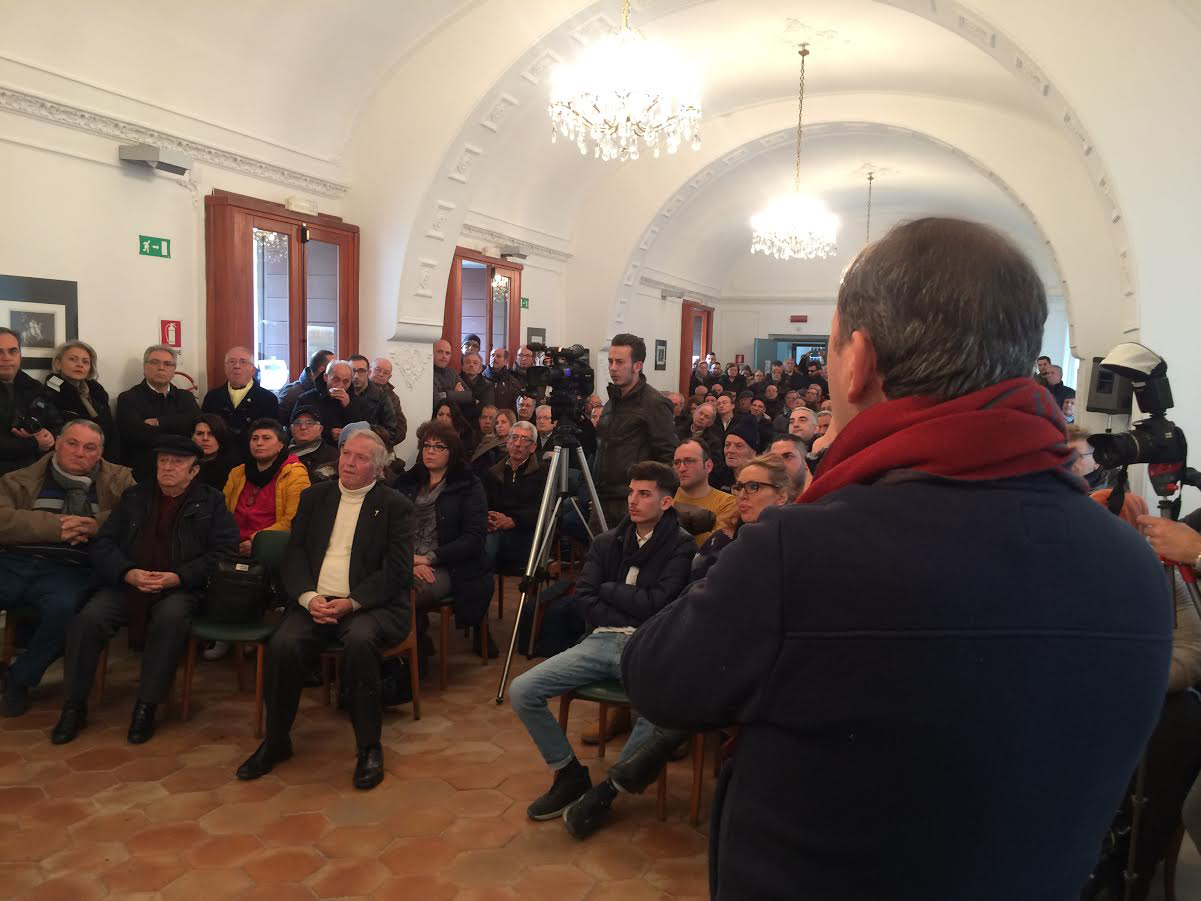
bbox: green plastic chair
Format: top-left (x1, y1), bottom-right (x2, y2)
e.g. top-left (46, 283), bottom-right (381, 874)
top-left (181, 530), bottom-right (291, 738)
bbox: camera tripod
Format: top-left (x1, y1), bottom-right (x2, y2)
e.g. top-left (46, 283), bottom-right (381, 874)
top-left (494, 429), bottom-right (607, 704)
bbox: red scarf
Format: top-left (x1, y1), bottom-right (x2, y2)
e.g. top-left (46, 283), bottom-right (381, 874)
top-left (801, 378), bottom-right (1082, 504)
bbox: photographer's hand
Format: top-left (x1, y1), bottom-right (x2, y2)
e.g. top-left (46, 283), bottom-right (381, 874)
top-left (1136, 515), bottom-right (1201, 565)
top-left (33, 429), bottom-right (53, 451)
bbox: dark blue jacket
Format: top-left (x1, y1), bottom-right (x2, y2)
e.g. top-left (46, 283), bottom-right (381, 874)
top-left (200, 380), bottom-right (280, 443)
top-left (622, 471), bottom-right (1171, 901)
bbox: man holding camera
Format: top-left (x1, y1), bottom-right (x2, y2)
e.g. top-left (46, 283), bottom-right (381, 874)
top-left (592, 334), bottom-right (678, 528)
top-left (0, 328), bottom-right (61, 477)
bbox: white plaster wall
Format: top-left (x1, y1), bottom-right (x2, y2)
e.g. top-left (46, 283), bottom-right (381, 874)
top-left (0, 110), bottom-right (336, 395)
top-left (617, 287), bottom-right (682, 394)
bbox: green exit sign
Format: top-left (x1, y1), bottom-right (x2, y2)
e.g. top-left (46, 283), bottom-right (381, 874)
top-left (139, 235), bottom-right (171, 258)
top-left (520, 296), bottom-right (529, 309)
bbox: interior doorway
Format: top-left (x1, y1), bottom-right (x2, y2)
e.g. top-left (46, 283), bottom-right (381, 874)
top-left (443, 247), bottom-right (522, 370)
top-left (678, 300), bottom-right (714, 393)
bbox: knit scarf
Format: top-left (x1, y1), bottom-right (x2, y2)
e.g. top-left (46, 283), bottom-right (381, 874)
top-left (49, 458), bottom-right (100, 516)
top-left (245, 450), bottom-right (294, 488)
top-left (801, 378), bottom-right (1082, 505)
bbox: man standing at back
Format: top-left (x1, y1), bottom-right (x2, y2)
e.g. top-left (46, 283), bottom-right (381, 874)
top-left (592, 334), bottom-right (678, 529)
top-left (116, 345), bottom-right (199, 483)
top-left (201, 346), bottom-right (280, 445)
top-left (623, 218), bottom-right (1171, 900)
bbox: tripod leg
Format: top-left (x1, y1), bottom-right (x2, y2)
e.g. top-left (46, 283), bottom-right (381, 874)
top-left (574, 445), bottom-right (609, 534)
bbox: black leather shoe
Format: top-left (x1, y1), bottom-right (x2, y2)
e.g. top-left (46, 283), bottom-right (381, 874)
top-left (1, 678), bottom-right (30, 718)
top-left (236, 739), bottom-right (293, 781)
top-left (353, 743), bottom-right (385, 791)
top-left (51, 702), bottom-right (87, 745)
top-left (127, 700), bottom-right (156, 745)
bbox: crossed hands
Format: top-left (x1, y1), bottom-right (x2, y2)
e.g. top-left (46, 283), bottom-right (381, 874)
top-left (413, 554), bottom-right (436, 585)
top-left (59, 515), bottom-right (98, 545)
top-left (486, 511), bottom-right (514, 533)
top-left (124, 569), bottom-right (182, 593)
top-left (309, 595), bottom-right (353, 624)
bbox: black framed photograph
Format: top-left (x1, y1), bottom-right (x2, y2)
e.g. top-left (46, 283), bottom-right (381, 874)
top-left (654, 338), bottom-right (667, 371)
top-left (526, 327), bottom-right (546, 346)
top-left (0, 276), bottom-right (79, 370)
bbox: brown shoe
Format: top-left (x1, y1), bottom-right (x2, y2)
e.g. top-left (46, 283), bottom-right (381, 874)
top-left (581, 707), bottom-right (631, 745)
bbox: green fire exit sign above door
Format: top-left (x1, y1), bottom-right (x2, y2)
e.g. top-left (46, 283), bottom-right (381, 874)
top-left (520, 296), bottom-right (529, 309)
top-left (139, 235), bottom-right (171, 258)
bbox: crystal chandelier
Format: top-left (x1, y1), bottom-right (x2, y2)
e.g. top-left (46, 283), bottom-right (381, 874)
top-left (750, 44), bottom-right (839, 260)
top-left (549, 0), bottom-right (701, 161)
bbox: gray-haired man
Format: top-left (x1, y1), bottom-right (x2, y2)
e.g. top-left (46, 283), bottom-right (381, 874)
top-left (116, 344), bottom-right (199, 482)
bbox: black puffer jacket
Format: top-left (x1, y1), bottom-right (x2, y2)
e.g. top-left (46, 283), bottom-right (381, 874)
top-left (89, 479), bottom-right (238, 591)
top-left (0, 370), bottom-right (62, 476)
top-left (575, 507), bottom-right (694, 631)
top-left (43, 375), bottom-right (119, 461)
top-left (201, 381), bottom-right (280, 443)
top-left (393, 467), bottom-right (492, 627)
top-left (115, 380), bottom-right (200, 482)
top-left (593, 375), bottom-right (678, 502)
top-left (482, 454), bottom-right (547, 530)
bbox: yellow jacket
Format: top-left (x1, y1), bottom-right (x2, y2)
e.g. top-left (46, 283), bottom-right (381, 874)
top-left (222, 457), bottom-right (310, 536)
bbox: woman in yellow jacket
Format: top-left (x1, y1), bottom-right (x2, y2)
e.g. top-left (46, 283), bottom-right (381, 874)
top-left (223, 418), bottom-right (311, 556)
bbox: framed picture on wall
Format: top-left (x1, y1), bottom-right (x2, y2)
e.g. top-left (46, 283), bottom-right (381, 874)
top-left (654, 338), bottom-right (667, 371)
top-left (0, 276), bottom-right (79, 370)
top-left (526, 327), bottom-right (546, 347)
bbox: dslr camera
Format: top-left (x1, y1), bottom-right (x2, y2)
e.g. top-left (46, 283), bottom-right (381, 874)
top-left (18, 395), bottom-right (55, 435)
top-left (525, 343), bottom-right (594, 426)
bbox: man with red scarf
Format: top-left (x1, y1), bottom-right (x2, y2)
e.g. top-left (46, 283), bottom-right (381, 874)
top-left (622, 218), bottom-right (1171, 901)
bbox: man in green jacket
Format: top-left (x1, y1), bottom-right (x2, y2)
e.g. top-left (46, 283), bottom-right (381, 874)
top-left (0, 419), bottom-right (135, 716)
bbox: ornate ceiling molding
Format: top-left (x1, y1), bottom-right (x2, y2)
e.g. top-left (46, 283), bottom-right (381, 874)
top-left (0, 85), bottom-right (348, 197)
top-left (459, 222), bottom-right (573, 262)
top-left (639, 275), bottom-right (717, 305)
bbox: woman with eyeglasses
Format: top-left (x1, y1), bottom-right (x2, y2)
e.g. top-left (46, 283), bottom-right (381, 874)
top-left (392, 419), bottom-right (494, 662)
top-left (693, 454), bottom-right (792, 581)
top-left (471, 408), bottom-right (515, 474)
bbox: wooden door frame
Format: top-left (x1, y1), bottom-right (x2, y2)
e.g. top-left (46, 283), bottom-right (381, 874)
top-left (443, 246), bottom-right (523, 371)
top-left (679, 300), bottom-right (715, 394)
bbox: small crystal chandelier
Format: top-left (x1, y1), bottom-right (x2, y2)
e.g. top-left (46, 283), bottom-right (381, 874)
top-left (750, 44), bottom-right (839, 260)
top-left (548, 0), bottom-right (701, 162)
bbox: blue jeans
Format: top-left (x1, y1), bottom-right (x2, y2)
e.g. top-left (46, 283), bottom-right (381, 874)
top-left (0, 554), bottom-right (92, 689)
top-left (484, 529), bottom-right (535, 573)
top-left (509, 630), bottom-right (656, 771)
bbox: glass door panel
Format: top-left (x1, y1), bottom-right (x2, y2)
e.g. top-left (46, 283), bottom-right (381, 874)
top-left (252, 227), bottom-right (291, 392)
top-left (305, 238), bottom-right (340, 365)
top-left (459, 261), bottom-right (488, 353)
top-left (490, 272), bottom-right (511, 355)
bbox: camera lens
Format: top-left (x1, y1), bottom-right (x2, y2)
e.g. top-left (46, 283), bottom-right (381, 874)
top-left (1091, 432), bottom-right (1139, 469)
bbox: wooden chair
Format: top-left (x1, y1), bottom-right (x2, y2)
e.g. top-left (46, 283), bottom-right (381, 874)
top-left (3, 610), bottom-right (116, 706)
top-left (180, 530), bottom-right (290, 738)
top-left (433, 597), bottom-right (490, 691)
top-left (320, 627), bottom-right (421, 721)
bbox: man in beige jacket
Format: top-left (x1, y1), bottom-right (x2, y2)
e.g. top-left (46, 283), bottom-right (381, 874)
top-left (0, 419), bottom-right (134, 716)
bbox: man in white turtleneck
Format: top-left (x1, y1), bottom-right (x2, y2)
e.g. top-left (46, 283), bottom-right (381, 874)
top-left (236, 430), bottom-right (415, 792)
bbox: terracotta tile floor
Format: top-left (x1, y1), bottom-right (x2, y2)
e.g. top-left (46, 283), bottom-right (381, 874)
top-left (0, 584), bottom-right (711, 900)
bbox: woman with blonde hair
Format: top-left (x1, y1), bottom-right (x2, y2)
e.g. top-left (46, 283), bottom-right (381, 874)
top-left (44, 339), bottom-right (119, 460)
top-left (693, 453), bottom-right (792, 580)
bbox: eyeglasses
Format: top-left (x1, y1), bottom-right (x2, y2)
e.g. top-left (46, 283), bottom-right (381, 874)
top-left (148, 359), bottom-right (176, 369)
top-left (421, 442), bottom-right (450, 452)
top-left (352, 368), bottom-right (369, 375)
top-left (226, 358), bottom-right (252, 367)
top-left (732, 480), bottom-right (772, 495)
top-left (510, 435), bottom-right (535, 445)
top-left (673, 457), bottom-right (702, 467)
top-left (293, 419), bottom-right (320, 427)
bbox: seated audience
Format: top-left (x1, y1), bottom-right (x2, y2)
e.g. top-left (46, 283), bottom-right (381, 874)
top-left (712, 417), bottom-right (761, 492)
top-left (516, 392), bottom-right (536, 423)
top-left (483, 421), bottom-right (546, 572)
top-left (0, 421), bottom-right (134, 716)
top-left (192, 413), bottom-right (239, 491)
top-left (803, 383), bottom-right (823, 410)
top-left (0, 327), bottom-right (61, 477)
top-left (1067, 424), bottom-right (1109, 490)
top-left (816, 409), bottom-right (832, 437)
top-left (434, 399), bottom-right (476, 452)
top-left (534, 404), bottom-right (556, 461)
top-left (349, 355), bottom-right (400, 448)
top-left (296, 359), bottom-right (367, 444)
top-left (392, 420), bottom-right (492, 657)
top-left (689, 402), bottom-right (721, 461)
top-left (666, 392), bottom-right (690, 440)
top-left (772, 390), bottom-right (801, 433)
top-left (223, 419), bottom-right (310, 557)
top-left (459, 351), bottom-right (496, 436)
top-left (117, 344), bottom-right (199, 483)
top-left (672, 439), bottom-right (737, 547)
top-left (688, 359), bottom-right (710, 395)
top-left (720, 363), bottom-right (746, 395)
top-left (472, 407), bottom-right (512, 474)
top-left (478, 404), bottom-right (498, 439)
top-left (368, 356), bottom-right (408, 446)
top-left (508, 462), bottom-right (694, 838)
top-left (287, 407), bottom-right (339, 483)
top-left (693, 453), bottom-right (793, 580)
top-left (735, 391), bottom-right (754, 415)
top-left (52, 435), bottom-right (238, 745)
top-left (1062, 396), bottom-right (1076, 423)
top-left (788, 406), bottom-right (819, 446)
top-left (236, 430), bottom-right (413, 791)
top-left (781, 358), bottom-right (806, 392)
top-left (200, 346), bottom-right (279, 445)
top-left (44, 340), bottom-right (118, 462)
top-left (621, 217), bottom-right (1171, 899)
top-left (769, 434), bottom-right (810, 498)
top-left (748, 398), bottom-right (775, 449)
top-left (278, 349), bottom-right (333, 422)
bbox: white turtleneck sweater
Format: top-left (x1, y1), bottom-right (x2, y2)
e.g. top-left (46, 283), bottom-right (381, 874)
top-left (298, 480), bottom-right (373, 611)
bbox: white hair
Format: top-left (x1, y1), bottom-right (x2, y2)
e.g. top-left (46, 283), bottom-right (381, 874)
top-left (510, 420), bottom-right (537, 442)
top-left (343, 429), bottom-right (388, 474)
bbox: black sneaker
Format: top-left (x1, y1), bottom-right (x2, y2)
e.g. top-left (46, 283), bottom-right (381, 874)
top-left (563, 779), bottom-right (617, 840)
top-left (527, 760), bottom-right (591, 821)
top-left (1, 678), bottom-right (30, 718)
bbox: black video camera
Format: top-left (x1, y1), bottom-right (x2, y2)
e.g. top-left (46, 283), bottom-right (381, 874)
top-left (1088, 343), bottom-right (1191, 498)
top-left (525, 343), bottom-right (594, 427)
top-left (18, 395), bottom-right (54, 435)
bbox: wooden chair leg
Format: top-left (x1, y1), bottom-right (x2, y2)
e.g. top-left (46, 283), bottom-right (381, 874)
top-left (254, 644), bottom-right (265, 740)
top-left (405, 642), bottom-right (421, 721)
top-left (690, 733), bottom-right (706, 826)
top-left (557, 694), bottom-right (573, 733)
top-left (1164, 822), bottom-right (1185, 901)
top-left (181, 638), bottom-right (197, 721)
top-left (479, 618), bottom-right (488, 665)
top-left (233, 641), bottom-right (247, 692)
top-left (656, 767), bottom-right (668, 821)
top-left (93, 645), bottom-right (108, 704)
top-left (439, 608), bottom-right (449, 691)
top-left (530, 601), bottom-right (547, 657)
top-left (597, 704), bottom-right (609, 759)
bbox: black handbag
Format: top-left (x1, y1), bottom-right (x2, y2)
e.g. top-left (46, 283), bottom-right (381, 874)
top-left (205, 557), bottom-right (269, 624)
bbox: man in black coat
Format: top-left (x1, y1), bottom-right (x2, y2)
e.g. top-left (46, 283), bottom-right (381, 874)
top-left (116, 345), bottom-right (200, 483)
top-left (622, 218), bottom-right (1172, 901)
top-left (51, 435), bottom-right (238, 746)
top-left (237, 430), bottom-right (413, 791)
top-left (508, 461), bottom-right (694, 838)
top-left (482, 421), bottom-right (546, 572)
top-left (200, 346), bottom-right (280, 444)
top-left (277, 348), bottom-right (333, 423)
top-left (348, 354), bottom-right (400, 448)
top-left (0, 327), bottom-right (61, 476)
top-left (295, 359), bottom-right (370, 445)
top-left (483, 346), bottom-right (520, 414)
top-left (592, 334), bottom-right (678, 528)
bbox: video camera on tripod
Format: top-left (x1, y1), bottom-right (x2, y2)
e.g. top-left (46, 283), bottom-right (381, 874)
top-left (524, 343), bottom-right (594, 443)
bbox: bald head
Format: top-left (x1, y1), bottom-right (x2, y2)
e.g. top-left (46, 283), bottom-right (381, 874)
top-left (433, 340), bottom-right (452, 368)
top-left (224, 346), bottom-right (255, 389)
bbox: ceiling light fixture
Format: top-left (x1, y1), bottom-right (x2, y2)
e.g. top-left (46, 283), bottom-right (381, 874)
top-left (750, 44), bottom-right (839, 261)
top-left (549, 0), bottom-right (701, 162)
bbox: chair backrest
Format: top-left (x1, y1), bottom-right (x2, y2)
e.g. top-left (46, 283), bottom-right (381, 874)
top-left (251, 530), bottom-right (290, 569)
